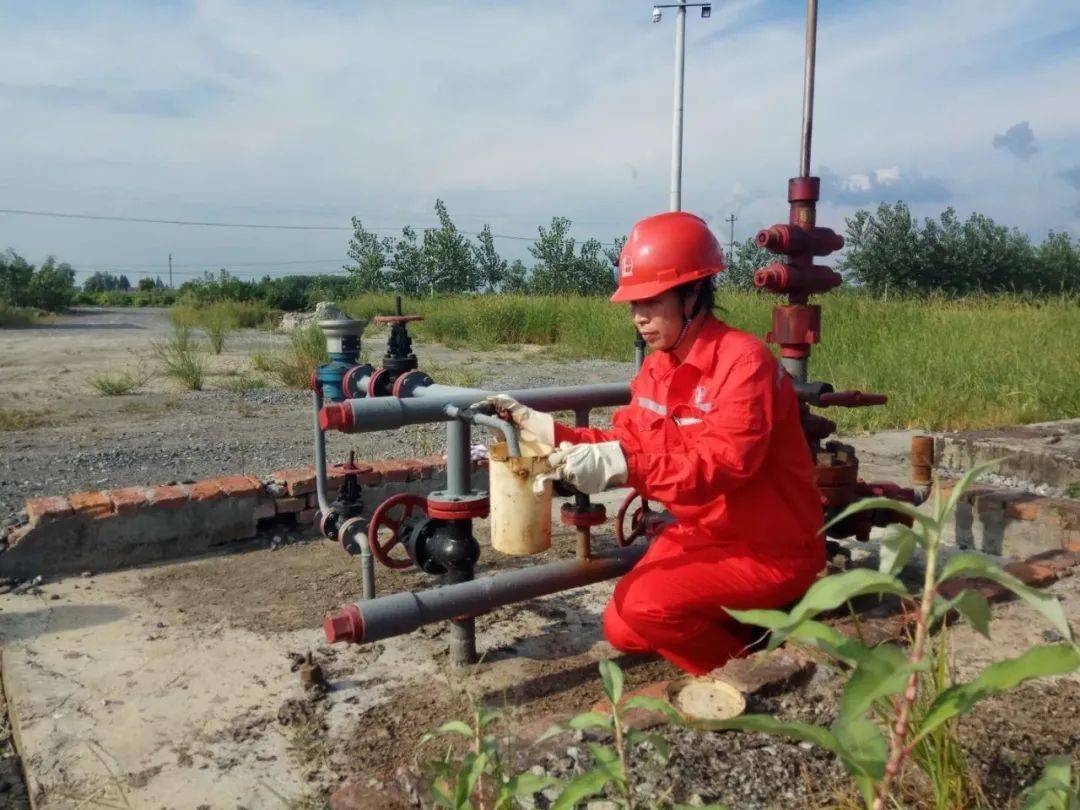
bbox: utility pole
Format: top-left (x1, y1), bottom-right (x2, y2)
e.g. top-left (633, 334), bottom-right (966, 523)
top-left (168, 253), bottom-right (173, 288)
top-left (651, 1), bottom-right (711, 211)
top-left (725, 213), bottom-right (737, 263)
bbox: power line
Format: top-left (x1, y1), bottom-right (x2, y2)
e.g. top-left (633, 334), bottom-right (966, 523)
top-left (0, 207), bottom-right (619, 245)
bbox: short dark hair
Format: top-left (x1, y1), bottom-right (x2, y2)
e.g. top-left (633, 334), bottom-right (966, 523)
top-left (676, 277), bottom-right (716, 318)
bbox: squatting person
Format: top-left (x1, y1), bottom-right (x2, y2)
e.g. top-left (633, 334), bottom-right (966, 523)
top-left (489, 211), bottom-right (824, 676)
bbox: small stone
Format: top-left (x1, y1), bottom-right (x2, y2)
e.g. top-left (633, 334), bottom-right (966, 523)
top-left (81, 571), bottom-right (93, 578)
top-left (49, 594), bottom-right (60, 601)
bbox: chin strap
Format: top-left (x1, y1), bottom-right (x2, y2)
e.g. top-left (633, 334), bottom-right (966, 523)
top-left (665, 282), bottom-right (703, 355)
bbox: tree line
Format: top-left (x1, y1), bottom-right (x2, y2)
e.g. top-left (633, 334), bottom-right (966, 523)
top-left (345, 200), bottom-right (623, 297)
top-left (2, 200), bottom-right (1078, 317)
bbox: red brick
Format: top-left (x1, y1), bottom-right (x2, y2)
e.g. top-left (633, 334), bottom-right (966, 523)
top-left (298, 508), bottom-right (320, 525)
top-left (254, 499), bottom-right (277, 520)
top-left (26, 496), bottom-right (73, 524)
top-left (1026, 549), bottom-right (1080, 575)
top-left (590, 680), bottom-right (675, 730)
top-left (1065, 533), bottom-right (1080, 553)
top-left (1004, 560), bottom-right (1059, 588)
top-left (357, 469), bottom-right (383, 486)
top-left (109, 487), bottom-right (150, 515)
top-left (937, 576), bottom-right (1011, 603)
top-left (272, 468), bottom-right (316, 496)
top-left (245, 475), bottom-right (266, 494)
top-left (188, 480), bottom-right (223, 502)
top-left (217, 475), bottom-right (260, 498)
top-left (371, 460), bottom-right (413, 483)
top-left (69, 490), bottom-right (113, 520)
top-left (1005, 500), bottom-right (1040, 521)
top-left (326, 471), bottom-right (346, 490)
top-left (276, 496), bottom-right (305, 514)
top-left (149, 484), bottom-right (189, 509)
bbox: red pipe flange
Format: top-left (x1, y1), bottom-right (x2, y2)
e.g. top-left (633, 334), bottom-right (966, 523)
top-left (367, 492), bottom-right (426, 569)
top-left (392, 370), bottom-right (434, 399)
top-left (366, 367), bottom-right (390, 398)
top-left (426, 492), bottom-right (490, 520)
top-left (560, 502), bottom-right (607, 528)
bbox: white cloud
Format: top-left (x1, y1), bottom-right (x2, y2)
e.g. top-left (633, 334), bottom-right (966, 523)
top-left (0, 0), bottom-right (1078, 277)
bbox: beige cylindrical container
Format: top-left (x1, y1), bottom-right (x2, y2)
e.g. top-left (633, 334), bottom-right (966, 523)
top-left (489, 441), bottom-right (552, 556)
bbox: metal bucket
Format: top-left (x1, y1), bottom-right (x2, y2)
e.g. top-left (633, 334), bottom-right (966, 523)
top-left (489, 441), bottom-right (552, 556)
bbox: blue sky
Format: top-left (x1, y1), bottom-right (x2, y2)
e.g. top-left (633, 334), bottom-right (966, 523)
top-left (1, 0), bottom-right (1078, 283)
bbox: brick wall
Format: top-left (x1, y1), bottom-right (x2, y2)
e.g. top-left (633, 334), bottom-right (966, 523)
top-left (1, 456), bottom-right (480, 579)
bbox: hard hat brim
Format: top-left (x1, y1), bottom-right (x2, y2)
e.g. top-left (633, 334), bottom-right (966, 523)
top-left (609, 267), bottom-right (721, 303)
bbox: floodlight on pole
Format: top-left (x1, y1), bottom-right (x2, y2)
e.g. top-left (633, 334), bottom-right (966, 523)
top-left (650, 1), bottom-right (712, 211)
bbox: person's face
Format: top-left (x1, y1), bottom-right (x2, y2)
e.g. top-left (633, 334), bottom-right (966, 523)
top-left (629, 288), bottom-right (695, 351)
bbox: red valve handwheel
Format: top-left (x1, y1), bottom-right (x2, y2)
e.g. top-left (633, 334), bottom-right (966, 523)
top-left (615, 490), bottom-right (652, 547)
top-left (367, 492), bottom-right (426, 570)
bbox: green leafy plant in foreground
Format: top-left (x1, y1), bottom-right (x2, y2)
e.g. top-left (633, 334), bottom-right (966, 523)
top-left (422, 661), bottom-right (718, 810)
top-left (420, 704), bottom-right (555, 810)
top-left (709, 463), bottom-right (1079, 809)
top-left (1021, 756), bottom-right (1080, 809)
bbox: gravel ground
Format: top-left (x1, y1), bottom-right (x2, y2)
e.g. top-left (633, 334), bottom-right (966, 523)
top-left (0, 307), bottom-right (632, 518)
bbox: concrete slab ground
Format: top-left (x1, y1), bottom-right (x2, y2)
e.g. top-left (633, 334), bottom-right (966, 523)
top-left (0, 498), bottom-right (634, 809)
top-left (937, 418), bottom-right (1080, 495)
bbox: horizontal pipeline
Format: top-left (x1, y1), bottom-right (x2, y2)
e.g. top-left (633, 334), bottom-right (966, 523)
top-left (324, 544), bottom-right (648, 644)
top-left (320, 382), bottom-right (631, 433)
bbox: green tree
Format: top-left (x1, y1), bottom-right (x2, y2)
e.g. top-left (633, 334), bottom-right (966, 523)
top-left (28, 256), bottom-right (76, 311)
top-left (138, 276), bottom-right (157, 292)
top-left (528, 217), bottom-right (614, 295)
top-left (388, 226), bottom-right (427, 297)
top-left (473, 225), bottom-right (508, 292)
top-left (83, 271), bottom-right (130, 294)
top-left (344, 217), bottom-right (392, 293)
top-left (724, 236), bottom-right (772, 290)
top-left (421, 199), bottom-right (480, 294)
top-left (0, 249), bottom-right (35, 306)
top-left (839, 203), bottom-right (922, 294)
top-left (503, 259), bottom-right (529, 293)
top-left (1034, 231), bottom-right (1080, 293)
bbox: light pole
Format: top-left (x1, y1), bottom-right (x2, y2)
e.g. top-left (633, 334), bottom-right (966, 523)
top-left (652, 1), bottom-right (712, 212)
top-left (725, 213), bottom-right (737, 262)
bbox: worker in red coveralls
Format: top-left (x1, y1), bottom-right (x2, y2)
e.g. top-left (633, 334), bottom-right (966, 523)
top-left (488, 211), bottom-right (824, 676)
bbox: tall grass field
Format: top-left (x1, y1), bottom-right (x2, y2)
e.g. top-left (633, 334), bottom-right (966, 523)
top-left (341, 292), bottom-right (1080, 433)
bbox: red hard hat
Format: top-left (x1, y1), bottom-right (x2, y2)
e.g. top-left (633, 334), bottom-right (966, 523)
top-left (611, 211), bottom-right (726, 303)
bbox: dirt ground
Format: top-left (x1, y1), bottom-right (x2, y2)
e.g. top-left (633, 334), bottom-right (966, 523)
top-left (2, 307), bottom-right (1077, 808)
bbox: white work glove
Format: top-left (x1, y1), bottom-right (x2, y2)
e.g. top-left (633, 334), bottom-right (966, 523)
top-left (480, 394), bottom-right (555, 447)
top-left (543, 441), bottom-right (628, 495)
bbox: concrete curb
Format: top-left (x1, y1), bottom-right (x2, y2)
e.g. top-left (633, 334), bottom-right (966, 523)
top-left (1, 455), bottom-right (487, 578)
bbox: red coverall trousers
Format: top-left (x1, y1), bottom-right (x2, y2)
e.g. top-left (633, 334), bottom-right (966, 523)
top-left (554, 316), bottom-right (824, 675)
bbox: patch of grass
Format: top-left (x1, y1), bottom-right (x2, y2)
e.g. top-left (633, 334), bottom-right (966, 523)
top-left (170, 301), bottom-right (273, 350)
top-left (251, 325), bottom-right (328, 389)
top-left (89, 366), bottom-right (153, 396)
top-left (343, 291), bottom-right (1080, 432)
top-left (1066, 482), bottom-right (1080, 500)
top-left (423, 361), bottom-right (482, 389)
top-left (219, 373), bottom-right (268, 393)
top-left (0, 408), bottom-right (49, 431)
top-left (0, 303), bottom-right (38, 327)
top-left (152, 325), bottom-right (206, 391)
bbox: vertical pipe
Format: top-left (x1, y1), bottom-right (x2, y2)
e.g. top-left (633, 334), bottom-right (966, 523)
top-left (445, 419), bottom-right (477, 665)
top-left (312, 391), bottom-right (332, 515)
top-left (782, 356), bottom-right (809, 384)
top-left (799, 0), bottom-right (818, 178)
top-left (670, 0), bottom-right (687, 211)
top-left (446, 419), bottom-right (471, 495)
top-left (574, 409), bottom-right (593, 560)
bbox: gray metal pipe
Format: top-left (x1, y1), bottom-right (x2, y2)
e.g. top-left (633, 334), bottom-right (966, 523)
top-left (334, 382), bottom-right (630, 434)
top-left (799, 0), bottom-right (818, 178)
top-left (444, 404), bottom-right (521, 458)
top-left (324, 545), bottom-right (649, 645)
top-left (312, 390), bottom-right (333, 515)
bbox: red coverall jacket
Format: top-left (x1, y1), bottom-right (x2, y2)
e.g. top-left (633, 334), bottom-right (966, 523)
top-left (554, 315), bottom-right (824, 674)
